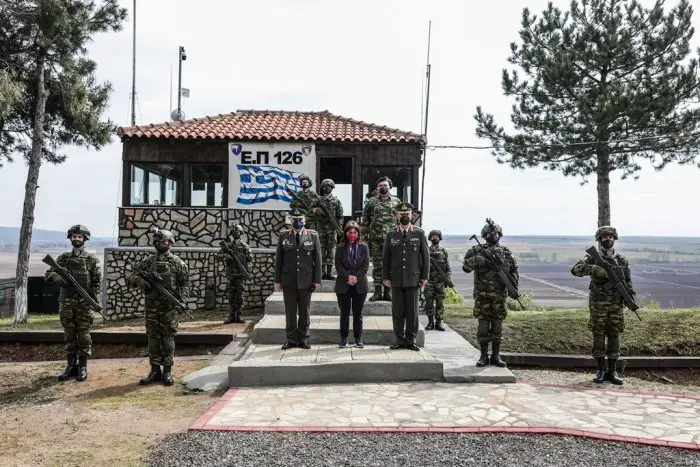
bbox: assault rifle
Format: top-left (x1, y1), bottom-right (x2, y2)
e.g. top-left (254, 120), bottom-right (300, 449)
top-left (42, 254), bottom-right (107, 321)
top-left (132, 265), bottom-right (194, 320)
top-left (290, 189), bottom-right (344, 234)
top-left (585, 245), bottom-right (642, 321)
top-left (429, 257), bottom-right (455, 289)
top-left (220, 240), bottom-right (251, 280)
top-left (469, 235), bottom-right (525, 310)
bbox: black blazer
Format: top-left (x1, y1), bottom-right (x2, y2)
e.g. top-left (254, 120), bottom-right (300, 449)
top-left (334, 241), bottom-right (370, 294)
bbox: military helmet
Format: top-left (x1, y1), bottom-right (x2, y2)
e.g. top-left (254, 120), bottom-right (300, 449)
top-left (67, 224), bottom-right (91, 241)
top-left (595, 225), bottom-right (618, 241)
top-left (428, 229), bottom-right (442, 240)
top-left (152, 228), bottom-right (175, 243)
top-left (481, 218), bottom-right (503, 239)
top-left (299, 174), bottom-right (313, 188)
top-left (230, 224), bottom-right (244, 234)
top-left (320, 178), bottom-right (335, 189)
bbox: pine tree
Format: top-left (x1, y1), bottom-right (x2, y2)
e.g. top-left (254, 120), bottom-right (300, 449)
top-left (474, 0), bottom-right (700, 227)
top-left (0, 0), bottom-right (127, 324)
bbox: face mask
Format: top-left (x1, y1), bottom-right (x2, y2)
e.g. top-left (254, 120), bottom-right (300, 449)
top-left (346, 231), bottom-right (358, 242)
top-left (232, 232), bottom-right (241, 240)
top-left (486, 234), bottom-right (499, 245)
top-left (601, 239), bottom-right (614, 249)
top-left (292, 220), bottom-right (305, 230)
top-left (301, 181), bottom-right (310, 189)
top-left (155, 241), bottom-right (170, 253)
top-left (322, 187), bottom-right (332, 194)
top-left (71, 240), bottom-right (84, 249)
top-left (378, 187), bottom-right (389, 195)
top-left (430, 238), bottom-right (439, 245)
top-left (399, 216), bottom-right (410, 226)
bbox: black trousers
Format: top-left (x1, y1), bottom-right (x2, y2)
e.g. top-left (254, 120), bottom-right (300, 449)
top-left (336, 286), bottom-right (366, 340)
top-left (282, 285), bottom-right (312, 341)
top-left (391, 286), bottom-right (419, 344)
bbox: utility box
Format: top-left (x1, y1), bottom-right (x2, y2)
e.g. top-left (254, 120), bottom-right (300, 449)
top-left (28, 276), bottom-right (60, 314)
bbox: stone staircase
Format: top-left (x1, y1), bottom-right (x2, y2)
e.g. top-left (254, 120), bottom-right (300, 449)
top-left (227, 279), bottom-right (516, 387)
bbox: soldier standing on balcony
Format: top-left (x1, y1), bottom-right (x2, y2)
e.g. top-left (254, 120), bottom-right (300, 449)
top-left (45, 224), bottom-right (102, 382)
top-left (219, 224), bottom-right (252, 324)
top-left (308, 178), bottom-right (344, 280)
top-left (289, 174), bottom-right (318, 229)
top-left (361, 176), bottom-right (401, 302)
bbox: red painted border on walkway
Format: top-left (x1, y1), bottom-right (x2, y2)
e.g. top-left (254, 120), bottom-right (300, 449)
top-left (188, 387), bottom-right (700, 451)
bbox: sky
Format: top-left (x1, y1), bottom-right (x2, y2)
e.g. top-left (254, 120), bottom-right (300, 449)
top-left (0, 0), bottom-right (699, 238)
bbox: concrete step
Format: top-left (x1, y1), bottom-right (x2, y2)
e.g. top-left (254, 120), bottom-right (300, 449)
top-left (228, 343), bottom-right (443, 387)
top-left (251, 314), bottom-right (425, 347)
top-left (317, 278), bottom-right (374, 293)
top-left (264, 292), bottom-right (393, 315)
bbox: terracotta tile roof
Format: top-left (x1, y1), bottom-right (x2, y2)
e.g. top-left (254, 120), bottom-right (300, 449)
top-left (117, 109), bottom-right (425, 144)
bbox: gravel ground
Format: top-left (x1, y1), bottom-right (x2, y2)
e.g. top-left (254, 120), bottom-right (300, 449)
top-left (144, 432), bottom-right (700, 467)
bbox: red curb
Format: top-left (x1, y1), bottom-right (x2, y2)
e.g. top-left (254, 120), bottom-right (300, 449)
top-left (189, 388), bottom-right (239, 431)
top-left (518, 381), bottom-right (700, 401)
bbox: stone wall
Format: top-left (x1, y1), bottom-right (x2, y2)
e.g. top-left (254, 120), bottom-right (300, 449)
top-left (103, 247), bottom-right (275, 320)
top-left (0, 278), bottom-right (14, 318)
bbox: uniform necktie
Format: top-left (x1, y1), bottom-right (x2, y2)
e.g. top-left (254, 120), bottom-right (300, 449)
top-left (296, 232), bottom-right (300, 245)
top-left (403, 229), bottom-right (407, 241)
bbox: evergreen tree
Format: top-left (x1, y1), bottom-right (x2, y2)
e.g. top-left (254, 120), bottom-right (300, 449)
top-left (474, 0), bottom-right (700, 227)
top-left (0, 0), bottom-right (127, 323)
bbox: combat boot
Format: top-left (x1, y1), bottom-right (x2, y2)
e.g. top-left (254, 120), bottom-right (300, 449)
top-left (592, 357), bottom-right (606, 383)
top-left (490, 342), bottom-right (507, 368)
top-left (162, 365), bottom-right (174, 386)
top-left (382, 286), bottom-right (392, 302)
top-left (223, 312), bottom-right (236, 324)
top-left (57, 354), bottom-right (78, 381)
top-left (476, 342), bottom-right (489, 367)
top-left (426, 316), bottom-right (435, 330)
top-left (326, 265), bottom-right (336, 280)
top-left (435, 320), bottom-right (446, 332)
top-left (76, 356), bottom-right (88, 382)
top-left (369, 285), bottom-right (382, 302)
top-left (605, 358), bottom-right (623, 385)
top-left (139, 364), bottom-right (162, 385)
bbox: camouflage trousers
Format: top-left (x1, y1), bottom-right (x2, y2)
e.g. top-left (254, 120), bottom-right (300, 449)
top-left (59, 296), bottom-right (94, 357)
top-left (145, 304), bottom-right (179, 367)
top-left (589, 300), bottom-right (625, 358)
top-left (227, 275), bottom-right (245, 315)
top-left (477, 318), bottom-right (504, 345)
top-left (472, 295), bottom-right (508, 320)
top-left (318, 229), bottom-right (337, 266)
top-left (369, 235), bottom-right (388, 283)
top-left (424, 282), bottom-right (446, 320)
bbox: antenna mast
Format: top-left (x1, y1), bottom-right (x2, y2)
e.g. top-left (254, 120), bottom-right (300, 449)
top-left (419, 20), bottom-right (432, 214)
top-left (130, 0), bottom-right (136, 126)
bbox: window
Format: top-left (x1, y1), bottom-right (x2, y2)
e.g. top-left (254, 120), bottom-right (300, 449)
top-left (129, 163), bottom-right (182, 206)
top-left (361, 166), bottom-right (412, 204)
top-left (191, 164), bottom-right (225, 207)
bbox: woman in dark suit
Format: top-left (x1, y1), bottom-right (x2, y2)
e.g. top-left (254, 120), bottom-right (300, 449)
top-left (334, 221), bottom-right (370, 348)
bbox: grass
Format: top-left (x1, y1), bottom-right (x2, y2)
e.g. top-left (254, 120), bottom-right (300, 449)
top-left (0, 313), bottom-right (63, 330)
top-left (444, 306), bottom-right (700, 356)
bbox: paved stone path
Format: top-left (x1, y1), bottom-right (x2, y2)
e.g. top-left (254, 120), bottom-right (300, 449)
top-left (191, 382), bottom-right (700, 450)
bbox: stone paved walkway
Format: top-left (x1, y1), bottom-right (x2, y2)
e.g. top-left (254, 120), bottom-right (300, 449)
top-left (191, 382), bottom-right (700, 450)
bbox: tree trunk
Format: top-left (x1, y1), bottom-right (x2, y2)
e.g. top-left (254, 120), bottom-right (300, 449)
top-left (596, 149), bottom-right (611, 227)
top-left (14, 58), bottom-right (48, 324)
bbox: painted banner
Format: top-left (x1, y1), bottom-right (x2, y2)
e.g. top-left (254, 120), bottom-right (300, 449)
top-left (228, 142), bottom-right (316, 210)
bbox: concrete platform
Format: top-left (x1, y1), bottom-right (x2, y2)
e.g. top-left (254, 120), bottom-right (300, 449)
top-left (317, 278), bottom-right (374, 293)
top-left (264, 291), bottom-right (392, 315)
top-left (251, 314), bottom-right (425, 347)
top-left (228, 344), bottom-right (443, 387)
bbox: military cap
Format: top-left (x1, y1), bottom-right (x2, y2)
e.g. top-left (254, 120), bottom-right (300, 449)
top-left (290, 208), bottom-right (307, 218)
top-left (375, 176), bottom-right (393, 188)
top-left (67, 224), bottom-right (91, 240)
top-left (595, 225), bottom-right (618, 241)
top-left (395, 202), bottom-right (414, 213)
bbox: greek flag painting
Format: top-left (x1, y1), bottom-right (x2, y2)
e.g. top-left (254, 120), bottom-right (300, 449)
top-left (236, 164), bottom-right (301, 205)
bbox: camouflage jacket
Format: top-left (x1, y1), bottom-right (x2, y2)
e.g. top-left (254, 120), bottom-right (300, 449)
top-left (462, 243), bottom-right (519, 299)
top-left (128, 251), bottom-right (190, 305)
top-left (308, 193), bottom-right (343, 231)
top-left (571, 251), bottom-right (635, 299)
top-left (428, 244), bottom-right (451, 283)
top-left (46, 248), bottom-right (102, 301)
top-left (361, 195), bottom-right (401, 240)
top-left (289, 188), bottom-right (316, 211)
top-left (219, 240), bottom-right (253, 277)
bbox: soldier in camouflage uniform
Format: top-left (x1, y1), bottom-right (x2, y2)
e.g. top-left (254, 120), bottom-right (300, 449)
top-left (308, 178), bottom-right (344, 280)
top-left (571, 226), bottom-right (634, 385)
top-left (45, 224), bottom-right (101, 382)
top-left (128, 229), bottom-right (190, 386)
top-left (425, 229), bottom-right (451, 332)
top-left (219, 224), bottom-right (252, 324)
top-left (462, 219), bottom-right (518, 368)
top-left (290, 174), bottom-right (318, 230)
top-left (361, 176), bottom-right (401, 302)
